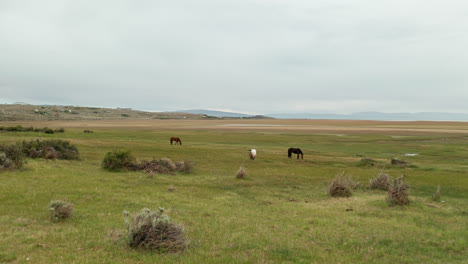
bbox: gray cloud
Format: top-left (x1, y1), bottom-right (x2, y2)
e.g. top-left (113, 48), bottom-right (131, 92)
top-left (1, 0), bottom-right (467, 114)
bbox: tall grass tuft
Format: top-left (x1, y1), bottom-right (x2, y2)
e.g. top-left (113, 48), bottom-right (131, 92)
top-left (387, 177), bottom-right (409, 206)
top-left (236, 166), bottom-right (247, 179)
top-left (432, 185), bottom-right (441, 202)
top-left (123, 208), bottom-right (186, 252)
top-left (49, 200), bottom-right (74, 222)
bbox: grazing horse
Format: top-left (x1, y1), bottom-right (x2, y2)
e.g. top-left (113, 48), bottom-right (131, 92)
top-left (249, 149), bottom-right (257, 161)
top-left (170, 137), bottom-right (182, 145)
top-left (288, 148), bottom-right (303, 159)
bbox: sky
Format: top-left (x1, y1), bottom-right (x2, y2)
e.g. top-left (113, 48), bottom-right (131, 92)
top-left (1, 0), bottom-right (467, 115)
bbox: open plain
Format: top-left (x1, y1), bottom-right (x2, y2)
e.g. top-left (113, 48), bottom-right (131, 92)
top-left (0, 119), bottom-right (467, 263)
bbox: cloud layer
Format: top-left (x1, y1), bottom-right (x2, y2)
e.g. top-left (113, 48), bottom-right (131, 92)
top-left (1, 0), bottom-right (467, 114)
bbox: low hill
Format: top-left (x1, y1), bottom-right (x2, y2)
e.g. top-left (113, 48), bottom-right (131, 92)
top-left (0, 104), bottom-right (205, 121)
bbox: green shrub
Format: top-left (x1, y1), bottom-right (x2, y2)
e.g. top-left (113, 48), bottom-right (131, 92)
top-left (387, 177), bottom-right (409, 206)
top-left (102, 150), bottom-right (136, 171)
top-left (49, 200), bottom-right (74, 222)
top-left (123, 208), bottom-right (186, 252)
top-left (0, 143), bottom-right (25, 169)
top-left (21, 139), bottom-right (80, 160)
top-left (369, 170), bottom-right (391, 190)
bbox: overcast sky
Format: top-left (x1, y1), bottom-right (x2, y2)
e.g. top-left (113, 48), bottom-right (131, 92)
top-left (1, 0), bottom-right (467, 114)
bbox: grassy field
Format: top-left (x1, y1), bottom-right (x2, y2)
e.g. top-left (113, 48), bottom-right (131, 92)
top-left (0, 120), bottom-right (467, 263)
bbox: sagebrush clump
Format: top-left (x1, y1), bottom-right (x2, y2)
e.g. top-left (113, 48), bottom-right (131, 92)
top-left (123, 208), bottom-right (186, 252)
top-left (369, 170), bottom-right (392, 190)
top-left (387, 177), bottom-right (410, 206)
top-left (328, 173), bottom-right (356, 197)
top-left (0, 143), bottom-right (25, 169)
top-left (129, 158), bottom-right (194, 175)
top-left (49, 200), bottom-right (74, 222)
top-left (102, 150), bottom-right (136, 171)
top-left (21, 139), bottom-right (80, 160)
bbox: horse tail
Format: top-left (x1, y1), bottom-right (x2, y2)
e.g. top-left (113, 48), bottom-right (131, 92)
top-left (288, 148), bottom-right (292, 158)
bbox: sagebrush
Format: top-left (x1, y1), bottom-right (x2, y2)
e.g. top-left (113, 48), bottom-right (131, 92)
top-left (21, 139), bottom-right (80, 160)
top-left (123, 208), bottom-right (186, 252)
top-left (49, 200), bottom-right (74, 222)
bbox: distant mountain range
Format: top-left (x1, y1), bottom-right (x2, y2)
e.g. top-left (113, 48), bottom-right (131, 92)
top-left (266, 112), bottom-right (468, 121)
top-left (177, 110), bottom-right (468, 121)
top-left (174, 109), bottom-right (271, 119)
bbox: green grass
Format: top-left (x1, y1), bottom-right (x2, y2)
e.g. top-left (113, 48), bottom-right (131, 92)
top-left (0, 126), bottom-right (467, 263)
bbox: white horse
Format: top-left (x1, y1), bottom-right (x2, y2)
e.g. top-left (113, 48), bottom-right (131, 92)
top-left (249, 149), bottom-right (257, 160)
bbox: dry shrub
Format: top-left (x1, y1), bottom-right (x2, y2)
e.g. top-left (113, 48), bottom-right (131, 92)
top-left (236, 166), bottom-right (247, 179)
top-left (123, 208), bottom-right (186, 252)
top-left (387, 177), bottom-right (409, 206)
top-left (175, 161), bottom-right (194, 173)
top-left (432, 185), bottom-right (441, 202)
top-left (49, 200), bottom-right (74, 222)
top-left (328, 172), bottom-right (356, 197)
top-left (44, 147), bottom-right (58, 160)
top-left (135, 159), bottom-right (194, 175)
top-left (369, 170), bottom-right (392, 190)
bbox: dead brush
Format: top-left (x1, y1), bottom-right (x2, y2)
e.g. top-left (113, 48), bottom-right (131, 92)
top-left (387, 176), bottom-right (410, 206)
top-left (328, 172), bottom-right (357, 197)
top-left (369, 169), bottom-right (392, 190)
top-left (49, 200), bottom-right (74, 222)
top-left (123, 208), bottom-right (186, 252)
top-left (175, 161), bottom-right (194, 173)
top-left (236, 166), bottom-right (247, 179)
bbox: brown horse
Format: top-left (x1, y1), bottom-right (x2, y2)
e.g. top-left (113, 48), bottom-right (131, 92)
top-left (170, 137), bottom-right (182, 145)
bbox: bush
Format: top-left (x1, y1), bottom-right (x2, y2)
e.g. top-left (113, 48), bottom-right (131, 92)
top-left (328, 173), bottom-right (355, 197)
top-left (0, 143), bottom-right (25, 169)
top-left (21, 139), bottom-right (80, 160)
top-left (387, 177), bottom-right (409, 206)
top-left (131, 158), bottom-right (194, 175)
top-left (236, 166), bottom-right (247, 179)
top-left (357, 158), bottom-right (378, 167)
top-left (175, 161), bottom-right (194, 173)
top-left (102, 150), bottom-right (136, 171)
top-left (123, 208), bottom-right (186, 252)
top-left (49, 200), bottom-right (74, 222)
top-left (369, 170), bottom-right (391, 190)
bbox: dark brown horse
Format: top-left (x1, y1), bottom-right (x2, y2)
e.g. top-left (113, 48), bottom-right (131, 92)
top-left (288, 148), bottom-right (303, 159)
top-left (170, 137), bottom-right (182, 145)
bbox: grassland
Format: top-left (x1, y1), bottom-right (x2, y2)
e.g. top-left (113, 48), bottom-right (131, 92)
top-left (0, 119), bottom-right (467, 263)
